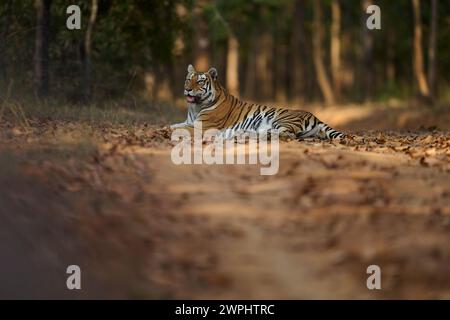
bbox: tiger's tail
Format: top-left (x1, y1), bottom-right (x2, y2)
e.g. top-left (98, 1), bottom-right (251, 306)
top-left (317, 121), bottom-right (345, 139)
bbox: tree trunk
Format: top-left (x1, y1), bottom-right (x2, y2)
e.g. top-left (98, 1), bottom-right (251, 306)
top-left (312, 0), bottom-right (335, 105)
top-left (193, 0), bottom-right (209, 71)
top-left (226, 33), bottom-right (239, 97)
top-left (427, 0), bottom-right (438, 100)
top-left (244, 31), bottom-right (257, 100)
top-left (290, 0), bottom-right (307, 103)
top-left (412, 0), bottom-right (430, 99)
top-left (156, 64), bottom-right (174, 103)
top-left (83, 0), bottom-right (98, 102)
top-left (386, 31), bottom-right (396, 83)
top-left (274, 37), bottom-right (288, 103)
top-left (0, 1), bottom-right (13, 81)
top-left (34, 0), bottom-right (51, 98)
top-left (274, 16), bottom-right (288, 103)
top-left (361, 0), bottom-right (374, 101)
top-left (330, 0), bottom-right (342, 101)
top-left (255, 31), bottom-right (274, 101)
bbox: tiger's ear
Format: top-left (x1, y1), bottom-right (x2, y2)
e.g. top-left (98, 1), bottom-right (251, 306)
top-left (208, 67), bottom-right (218, 81)
top-left (187, 64), bottom-right (195, 74)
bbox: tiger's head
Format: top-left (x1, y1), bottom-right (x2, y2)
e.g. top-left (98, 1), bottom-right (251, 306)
top-left (184, 64), bottom-right (218, 106)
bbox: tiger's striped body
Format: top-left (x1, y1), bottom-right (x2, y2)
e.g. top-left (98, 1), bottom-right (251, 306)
top-left (171, 65), bottom-right (345, 140)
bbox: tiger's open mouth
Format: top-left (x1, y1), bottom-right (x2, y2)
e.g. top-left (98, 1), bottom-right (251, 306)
top-left (186, 94), bottom-right (198, 103)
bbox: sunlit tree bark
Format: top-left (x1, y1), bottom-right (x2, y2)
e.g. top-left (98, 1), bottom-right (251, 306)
top-left (331, 0), bottom-right (342, 101)
top-left (193, 0), bottom-right (210, 71)
top-left (290, 0), bottom-right (307, 103)
top-left (427, 0), bottom-right (438, 99)
top-left (361, 0), bottom-right (374, 101)
top-left (226, 33), bottom-right (240, 97)
top-left (412, 0), bottom-right (430, 99)
top-left (212, 4), bottom-right (240, 97)
top-left (312, 0), bottom-right (335, 105)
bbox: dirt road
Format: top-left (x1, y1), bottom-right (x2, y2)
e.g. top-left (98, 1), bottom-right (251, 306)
top-left (1, 120), bottom-right (450, 299)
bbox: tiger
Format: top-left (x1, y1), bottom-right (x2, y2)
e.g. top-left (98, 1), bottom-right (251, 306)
top-left (171, 64), bottom-right (345, 140)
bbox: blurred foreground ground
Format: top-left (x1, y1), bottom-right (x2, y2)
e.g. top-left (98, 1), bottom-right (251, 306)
top-left (0, 104), bottom-right (450, 299)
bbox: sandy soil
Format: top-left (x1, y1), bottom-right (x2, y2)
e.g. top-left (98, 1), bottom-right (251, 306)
top-left (1, 116), bottom-right (450, 299)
